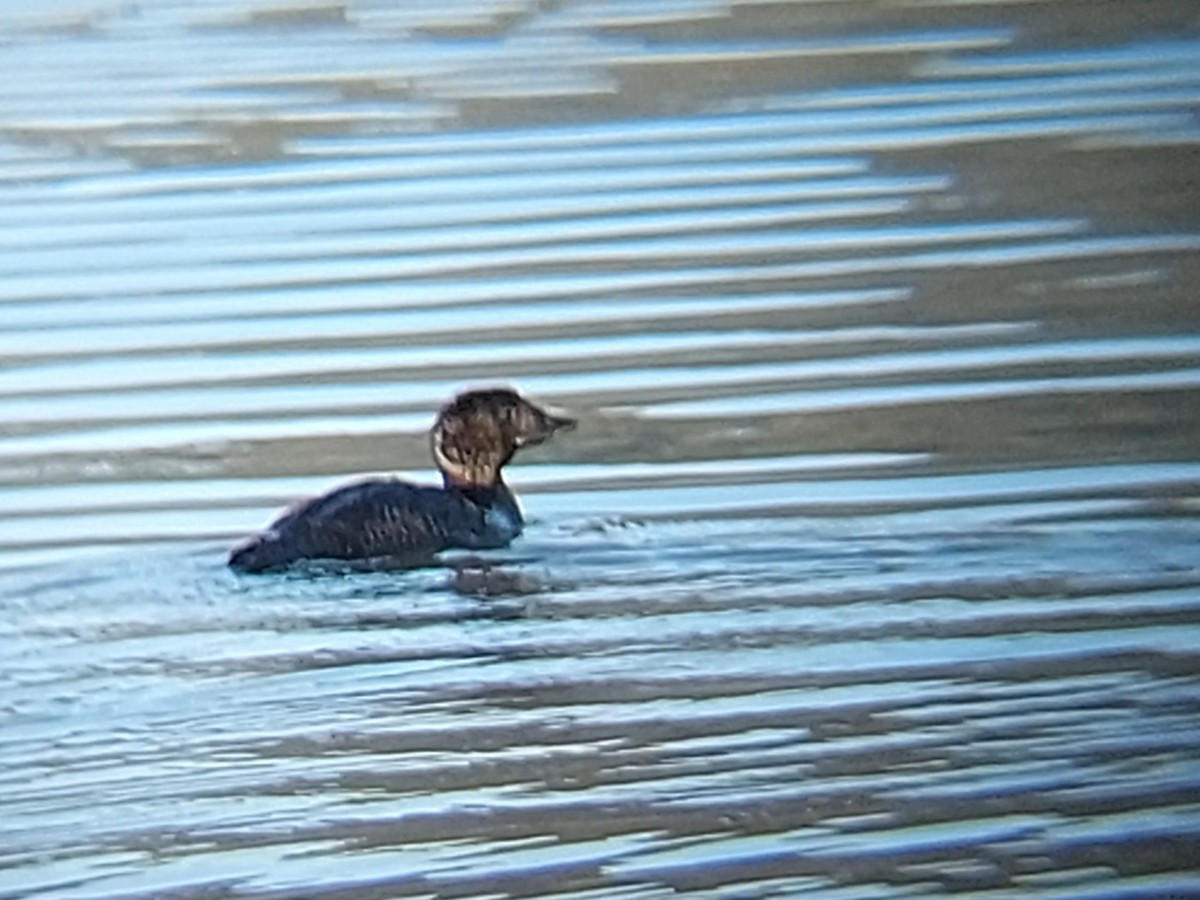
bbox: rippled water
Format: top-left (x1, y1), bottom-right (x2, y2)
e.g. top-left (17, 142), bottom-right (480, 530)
top-left (3, 1), bottom-right (1200, 897)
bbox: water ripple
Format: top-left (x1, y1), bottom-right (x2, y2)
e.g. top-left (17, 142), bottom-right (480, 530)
top-left (1, 2), bottom-right (1199, 898)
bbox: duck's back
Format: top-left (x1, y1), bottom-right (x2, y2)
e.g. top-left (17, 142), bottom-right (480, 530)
top-left (229, 478), bottom-right (522, 572)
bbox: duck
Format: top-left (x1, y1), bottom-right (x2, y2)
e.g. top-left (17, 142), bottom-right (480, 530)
top-left (228, 388), bottom-right (574, 572)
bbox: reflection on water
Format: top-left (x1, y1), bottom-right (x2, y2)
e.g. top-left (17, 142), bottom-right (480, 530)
top-left (2, 0), bottom-right (1199, 897)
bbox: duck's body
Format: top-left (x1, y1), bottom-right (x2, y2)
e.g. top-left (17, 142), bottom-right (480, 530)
top-left (228, 389), bottom-right (572, 572)
top-left (227, 478), bottom-right (523, 572)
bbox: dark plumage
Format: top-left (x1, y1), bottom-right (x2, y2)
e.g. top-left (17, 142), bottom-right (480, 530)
top-left (228, 389), bottom-right (574, 572)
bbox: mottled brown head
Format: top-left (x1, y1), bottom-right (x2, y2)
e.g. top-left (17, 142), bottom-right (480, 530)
top-left (431, 388), bottom-right (574, 488)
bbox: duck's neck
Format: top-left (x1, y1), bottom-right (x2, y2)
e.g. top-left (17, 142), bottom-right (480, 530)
top-left (443, 470), bottom-right (514, 502)
top-left (445, 474), bottom-right (524, 536)
top-left (441, 469), bottom-right (503, 491)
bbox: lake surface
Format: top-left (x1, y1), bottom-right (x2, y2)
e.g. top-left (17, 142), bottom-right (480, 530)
top-left (2, 1), bottom-right (1200, 897)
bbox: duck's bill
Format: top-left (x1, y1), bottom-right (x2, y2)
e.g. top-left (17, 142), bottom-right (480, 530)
top-left (547, 413), bottom-right (576, 433)
top-left (521, 411), bottom-right (575, 446)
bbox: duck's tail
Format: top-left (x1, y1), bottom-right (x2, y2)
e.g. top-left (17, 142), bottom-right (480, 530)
top-left (228, 531), bottom-right (290, 573)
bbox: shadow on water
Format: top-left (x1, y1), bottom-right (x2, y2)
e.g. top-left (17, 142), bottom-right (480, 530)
top-left (2, 0), bottom-right (1200, 897)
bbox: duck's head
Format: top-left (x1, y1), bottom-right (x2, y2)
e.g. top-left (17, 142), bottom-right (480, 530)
top-left (431, 388), bottom-right (575, 488)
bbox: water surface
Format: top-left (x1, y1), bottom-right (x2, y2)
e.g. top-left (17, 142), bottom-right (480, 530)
top-left (2, 0), bottom-right (1200, 897)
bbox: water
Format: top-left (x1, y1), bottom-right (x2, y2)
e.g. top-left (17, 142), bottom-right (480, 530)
top-left (2, 0), bottom-right (1200, 897)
